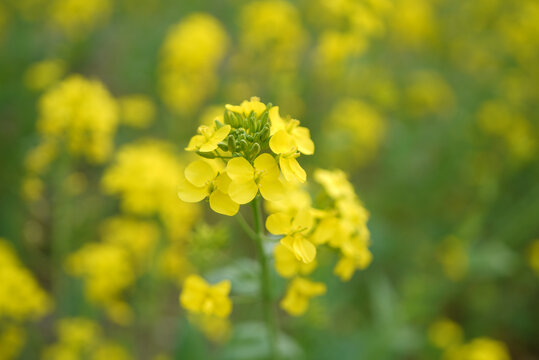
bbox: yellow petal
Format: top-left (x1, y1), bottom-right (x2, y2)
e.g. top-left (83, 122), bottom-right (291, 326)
top-left (213, 125), bottom-right (231, 142)
top-left (228, 179), bottom-right (258, 204)
top-left (178, 177), bottom-right (209, 202)
top-left (211, 279), bottom-right (231, 296)
top-left (185, 135), bottom-right (205, 151)
top-left (293, 236), bottom-right (316, 263)
top-left (280, 157), bottom-right (306, 183)
top-left (226, 157), bottom-right (254, 183)
top-left (209, 190), bottom-right (239, 216)
top-left (292, 209), bottom-right (314, 232)
top-left (266, 213), bottom-right (292, 235)
top-left (292, 127), bottom-right (315, 155)
top-left (185, 160), bottom-right (217, 187)
top-left (269, 106), bottom-right (286, 135)
top-left (269, 129), bottom-right (296, 154)
top-left (214, 172), bottom-right (232, 192)
top-left (254, 153), bottom-right (280, 177)
top-left (258, 176), bottom-right (285, 202)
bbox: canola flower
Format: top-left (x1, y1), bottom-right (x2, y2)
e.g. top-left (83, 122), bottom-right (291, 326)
top-left (0, 238), bottom-right (51, 321)
top-left (37, 74), bottom-right (119, 164)
top-left (177, 97), bottom-right (372, 356)
top-left (23, 58), bottom-right (66, 91)
top-left (180, 275), bottom-right (232, 318)
top-left (280, 277), bottom-right (326, 316)
top-left (43, 317), bottom-right (132, 360)
top-left (102, 139), bottom-right (199, 241)
top-left (159, 13), bottom-right (228, 114)
top-left (118, 95), bottom-right (156, 128)
top-left (48, 0), bottom-right (112, 37)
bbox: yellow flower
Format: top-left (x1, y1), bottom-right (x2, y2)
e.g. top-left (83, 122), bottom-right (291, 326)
top-left (37, 75), bottom-right (119, 163)
top-left (226, 153), bottom-right (284, 204)
top-left (334, 236), bottom-right (373, 281)
top-left (314, 168), bottom-right (355, 200)
top-left (528, 239), bottom-right (539, 277)
top-left (428, 318), bottom-right (463, 349)
top-left (274, 243), bottom-right (317, 278)
top-left (280, 277), bottom-right (326, 316)
top-left (180, 275), bottom-right (232, 318)
top-left (177, 160), bottom-right (239, 216)
top-left (185, 124), bottom-right (231, 153)
top-left (23, 58), bottom-right (66, 91)
top-left (268, 107), bottom-right (312, 183)
top-left (0, 325), bottom-right (26, 360)
top-left (266, 209), bottom-right (316, 263)
top-left (269, 107), bottom-right (314, 155)
top-left (118, 95), bottom-right (156, 128)
top-left (225, 96), bottom-right (266, 116)
top-left (444, 337), bottom-right (510, 360)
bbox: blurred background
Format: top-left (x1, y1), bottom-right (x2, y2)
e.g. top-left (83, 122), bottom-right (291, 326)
top-left (0, 0), bottom-right (538, 359)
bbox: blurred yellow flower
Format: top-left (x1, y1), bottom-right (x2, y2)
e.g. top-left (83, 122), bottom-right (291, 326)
top-left (527, 239), bottom-right (539, 277)
top-left (444, 337), bottom-right (511, 360)
top-left (280, 277), bottom-right (326, 316)
top-left (23, 58), bottom-right (66, 91)
top-left (0, 325), bottom-right (26, 360)
top-left (159, 13), bottom-right (228, 114)
top-left (428, 318), bottom-right (463, 349)
top-left (118, 95), bottom-right (156, 128)
top-left (180, 275), bottom-right (232, 318)
top-left (334, 236), bottom-right (372, 281)
top-left (274, 243), bottom-right (317, 278)
top-left (266, 209), bottom-right (316, 263)
top-left (37, 75), bottom-right (119, 163)
top-left (49, 0), bottom-right (112, 37)
top-left (0, 238), bottom-right (52, 321)
top-left (438, 235), bottom-right (468, 282)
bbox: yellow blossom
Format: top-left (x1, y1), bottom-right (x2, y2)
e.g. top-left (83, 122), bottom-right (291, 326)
top-left (48, 0), bottom-right (112, 37)
top-left (185, 124), bottom-right (231, 153)
top-left (274, 243), bottom-right (317, 278)
top-left (178, 160), bottom-right (239, 216)
top-left (444, 337), bottom-right (511, 360)
top-left (334, 236), bottom-right (372, 281)
top-left (37, 75), bottom-right (119, 163)
top-left (0, 238), bottom-right (52, 321)
top-left (118, 95), bottom-right (156, 128)
top-left (527, 239), bottom-right (539, 277)
top-left (225, 96), bottom-right (266, 117)
top-left (226, 153), bottom-right (285, 204)
top-left (428, 318), bottom-right (463, 349)
top-left (266, 209), bottom-right (316, 263)
top-left (314, 168), bottom-right (355, 200)
top-left (180, 275), bottom-right (232, 318)
top-left (280, 277), bottom-right (326, 316)
top-left (23, 58), bottom-right (66, 91)
top-left (0, 325), bottom-right (26, 360)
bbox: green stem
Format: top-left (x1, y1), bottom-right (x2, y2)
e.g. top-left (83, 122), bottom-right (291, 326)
top-left (251, 196), bottom-right (278, 360)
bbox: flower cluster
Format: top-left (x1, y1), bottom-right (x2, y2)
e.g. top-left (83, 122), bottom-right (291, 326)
top-left (42, 318), bottom-right (131, 360)
top-left (37, 74), bottom-right (119, 164)
top-left (178, 98), bottom-right (371, 319)
top-left (159, 13), bottom-right (228, 115)
top-left (0, 238), bottom-right (51, 321)
top-left (428, 318), bottom-right (510, 360)
top-left (178, 97), bottom-right (313, 216)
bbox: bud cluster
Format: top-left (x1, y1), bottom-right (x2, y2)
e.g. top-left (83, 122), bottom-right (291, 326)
top-left (218, 106), bottom-right (272, 162)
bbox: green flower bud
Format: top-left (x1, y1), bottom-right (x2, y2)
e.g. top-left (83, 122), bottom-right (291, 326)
top-left (228, 135), bottom-right (236, 152)
top-left (217, 142), bottom-right (228, 151)
top-left (196, 151), bottom-right (216, 159)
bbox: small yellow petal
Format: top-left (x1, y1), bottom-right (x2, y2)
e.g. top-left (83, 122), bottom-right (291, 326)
top-left (291, 209), bottom-right (314, 232)
top-left (293, 237), bottom-right (316, 263)
top-left (280, 157), bottom-right (306, 183)
top-left (266, 213), bottom-right (292, 234)
top-left (185, 135), bottom-right (205, 151)
top-left (293, 127), bottom-right (314, 155)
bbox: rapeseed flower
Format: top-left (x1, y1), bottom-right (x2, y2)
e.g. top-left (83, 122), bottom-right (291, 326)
top-left (178, 160), bottom-right (239, 216)
top-left (180, 275), bottom-right (232, 318)
top-left (226, 154), bottom-right (284, 204)
top-left (118, 95), bottom-right (156, 128)
top-left (274, 243), bottom-right (317, 278)
top-left (280, 277), bottom-right (326, 316)
top-left (37, 75), bottom-right (118, 164)
top-left (185, 124), bottom-right (231, 153)
top-left (266, 209), bottom-right (316, 263)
